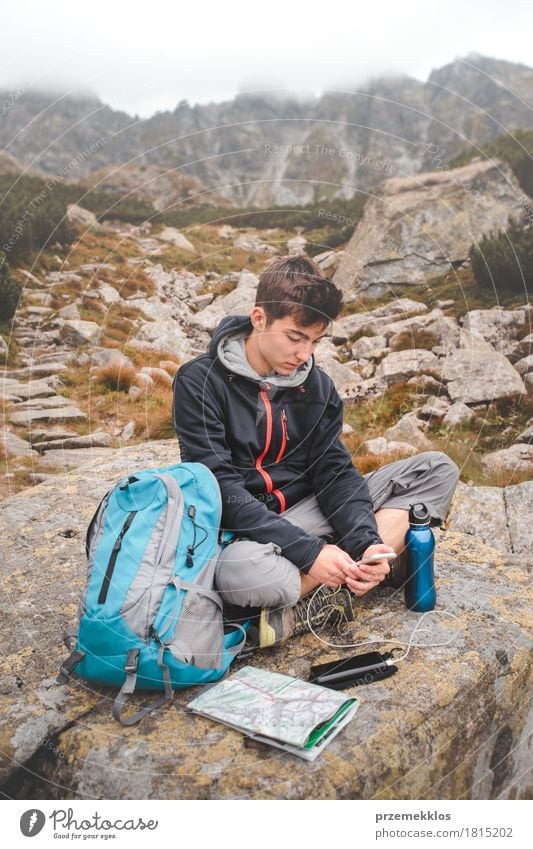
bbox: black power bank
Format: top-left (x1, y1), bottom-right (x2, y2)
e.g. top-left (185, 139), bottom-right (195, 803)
top-left (309, 651), bottom-right (398, 690)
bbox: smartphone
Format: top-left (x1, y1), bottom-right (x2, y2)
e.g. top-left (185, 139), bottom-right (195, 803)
top-left (360, 552), bottom-right (397, 564)
top-left (309, 651), bottom-right (398, 690)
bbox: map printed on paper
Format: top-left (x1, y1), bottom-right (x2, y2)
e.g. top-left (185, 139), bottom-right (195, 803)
top-left (187, 665), bottom-right (356, 748)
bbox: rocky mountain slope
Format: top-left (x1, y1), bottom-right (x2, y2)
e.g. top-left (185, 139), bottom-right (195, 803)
top-left (1, 198), bottom-right (532, 501)
top-left (1, 55), bottom-right (532, 208)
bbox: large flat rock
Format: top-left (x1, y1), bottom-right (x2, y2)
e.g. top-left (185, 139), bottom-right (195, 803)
top-left (503, 480), bottom-right (533, 557)
top-left (333, 159), bottom-right (526, 298)
top-left (447, 482), bottom-right (511, 552)
top-left (0, 442), bottom-right (531, 800)
top-left (9, 407), bottom-right (87, 426)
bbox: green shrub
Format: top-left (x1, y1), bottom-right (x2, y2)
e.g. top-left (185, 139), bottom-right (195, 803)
top-left (0, 175), bottom-right (75, 263)
top-left (0, 253), bottom-right (22, 320)
top-left (450, 128), bottom-right (533, 198)
top-left (469, 218), bottom-right (533, 295)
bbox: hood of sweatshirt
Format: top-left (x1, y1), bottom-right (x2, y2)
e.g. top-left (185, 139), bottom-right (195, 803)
top-left (210, 314), bottom-right (312, 388)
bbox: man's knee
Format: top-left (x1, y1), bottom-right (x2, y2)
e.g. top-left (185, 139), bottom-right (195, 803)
top-left (215, 541), bottom-right (301, 609)
top-left (423, 451), bottom-right (460, 486)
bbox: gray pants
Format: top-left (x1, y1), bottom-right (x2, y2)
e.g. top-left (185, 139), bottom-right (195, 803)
top-left (215, 451), bottom-right (459, 609)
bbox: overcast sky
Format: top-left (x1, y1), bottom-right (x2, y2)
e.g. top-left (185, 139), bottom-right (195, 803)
top-left (2, 0), bottom-right (533, 118)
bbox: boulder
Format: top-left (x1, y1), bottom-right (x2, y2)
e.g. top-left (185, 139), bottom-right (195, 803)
top-left (417, 396), bottom-right (451, 420)
top-left (0, 335), bottom-right (8, 357)
top-left (504, 481), bottom-right (533, 557)
top-left (314, 250), bottom-right (343, 271)
top-left (26, 428), bottom-right (79, 445)
top-left (132, 320), bottom-right (191, 359)
top-left (376, 349), bottom-right (442, 386)
top-left (287, 235), bottom-right (307, 256)
top-left (58, 303), bottom-right (81, 321)
top-left (190, 271), bottom-right (258, 334)
top-left (90, 349), bottom-right (134, 369)
top-left (513, 355), bottom-right (533, 376)
top-left (9, 407), bottom-right (87, 427)
top-left (363, 436), bottom-right (418, 457)
top-left (234, 233), bottom-right (277, 254)
top-left (13, 395), bottom-right (73, 410)
top-left (516, 420), bottom-right (533, 444)
top-left (157, 227), bottom-right (195, 252)
top-left (139, 367), bottom-right (173, 386)
top-left (332, 299), bottom-right (427, 343)
top-left (481, 444), bottom-right (533, 476)
top-left (0, 441), bottom-right (531, 800)
top-left (447, 481), bottom-right (511, 552)
top-left (314, 353), bottom-right (356, 394)
top-left (462, 308), bottom-right (528, 354)
top-left (119, 421), bottom-right (136, 442)
top-left (33, 432), bottom-right (112, 452)
top-left (340, 377), bottom-right (387, 402)
top-left (350, 334), bottom-right (389, 361)
top-left (407, 374), bottom-right (442, 391)
top-left (334, 159), bottom-right (526, 298)
top-left (383, 412), bottom-right (434, 450)
top-left (133, 372), bottom-right (154, 389)
top-left (79, 263), bottom-right (116, 274)
top-left (66, 204), bottom-right (97, 228)
top-left (59, 320), bottom-right (101, 347)
top-left (98, 284), bottom-right (121, 304)
top-left (38, 447), bottom-right (115, 470)
top-left (0, 379), bottom-right (58, 401)
top-left (0, 430), bottom-right (38, 458)
top-left (443, 332), bottom-right (526, 404)
top-left (442, 401), bottom-right (476, 427)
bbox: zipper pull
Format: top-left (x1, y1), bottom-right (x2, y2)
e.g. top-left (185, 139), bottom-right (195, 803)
top-left (281, 409), bottom-right (289, 440)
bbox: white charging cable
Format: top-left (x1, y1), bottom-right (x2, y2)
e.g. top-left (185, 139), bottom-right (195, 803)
top-left (305, 583), bottom-right (459, 663)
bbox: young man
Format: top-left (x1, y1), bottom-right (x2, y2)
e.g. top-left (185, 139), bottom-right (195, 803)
top-left (172, 255), bottom-right (459, 647)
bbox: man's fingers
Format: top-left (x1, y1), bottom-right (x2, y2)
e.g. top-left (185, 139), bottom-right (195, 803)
top-left (346, 575), bottom-right (381, 596)
top-left (359, 562), bottom-right (391, 578)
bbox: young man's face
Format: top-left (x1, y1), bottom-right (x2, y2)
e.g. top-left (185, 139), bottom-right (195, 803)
top-left (250, 309), bottom-right (329, 376)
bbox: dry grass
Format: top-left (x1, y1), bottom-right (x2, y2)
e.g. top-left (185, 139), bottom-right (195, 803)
top-left (92, 362), bottom-right (138, 393)
top-left (390, 328), bottom-right (436, 351)
top-left (56, 357), bottom-right (176, 443)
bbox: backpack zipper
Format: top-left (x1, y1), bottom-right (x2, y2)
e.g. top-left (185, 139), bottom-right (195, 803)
top-left (97, 511), bottom-right (137, 604)
top-left (185, 504), bottom-right (208, 567)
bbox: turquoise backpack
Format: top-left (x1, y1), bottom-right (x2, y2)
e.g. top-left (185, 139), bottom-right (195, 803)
top-left (58, 462), bottom-right (246, 725)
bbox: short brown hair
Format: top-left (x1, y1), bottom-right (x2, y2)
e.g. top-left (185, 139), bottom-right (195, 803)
top-left (255, 255), bottom-right (343, 327)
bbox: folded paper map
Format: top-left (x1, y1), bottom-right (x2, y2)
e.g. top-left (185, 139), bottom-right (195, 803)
top-left (187, 665), bottom-right (358, 761)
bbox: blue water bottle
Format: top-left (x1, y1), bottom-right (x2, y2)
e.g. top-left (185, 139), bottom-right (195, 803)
top-left (404, 503), bottom-right (436, 612)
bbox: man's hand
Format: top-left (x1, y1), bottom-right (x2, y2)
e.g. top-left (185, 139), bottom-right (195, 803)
top-left (343, 543), bottom-right (396, 597)
top-left (308, 544), bottom-right (357, 587)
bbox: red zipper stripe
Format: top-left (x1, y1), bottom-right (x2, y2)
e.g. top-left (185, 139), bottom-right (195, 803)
top-left (272, 487), bottom-right (286, 511)
top-left (256, 388), bottom-right (285, 512)
top-left (256, 388), bottom-right (274, 493)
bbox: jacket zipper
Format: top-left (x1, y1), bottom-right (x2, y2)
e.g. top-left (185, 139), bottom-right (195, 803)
top-left (256, 388), bottom-right (286, 512)
top-left (98, 511), bottom-right (137, 604)
top-left (275, 409), bottom-right (289, 463)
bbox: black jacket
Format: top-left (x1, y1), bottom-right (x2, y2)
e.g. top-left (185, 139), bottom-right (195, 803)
top-left (172, 314), bottom-right (382, 572)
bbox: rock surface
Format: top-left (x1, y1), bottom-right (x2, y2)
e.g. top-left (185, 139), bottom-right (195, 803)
top-left (333, 159), bottom-right (526, 298)
top-left (443, 332), bottom-right (526, 404)
top-left (0, 442), bottom-right (531, 800)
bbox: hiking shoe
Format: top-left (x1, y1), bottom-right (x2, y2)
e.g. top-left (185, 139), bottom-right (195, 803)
top-left (258, 586), bottom-right (355, 648)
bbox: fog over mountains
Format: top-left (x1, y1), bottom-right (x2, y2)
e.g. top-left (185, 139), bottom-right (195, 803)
top-left (1, 54), bottom-right (532, 208)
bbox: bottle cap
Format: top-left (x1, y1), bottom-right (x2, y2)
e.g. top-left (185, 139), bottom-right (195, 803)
top-left (409, 503), bottom-right (430, 525)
